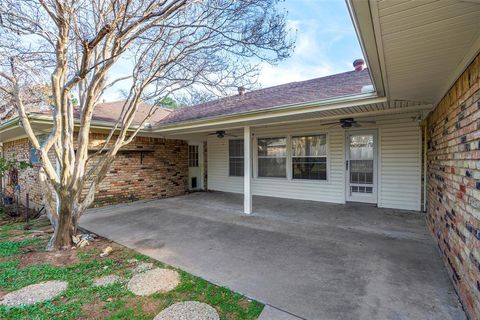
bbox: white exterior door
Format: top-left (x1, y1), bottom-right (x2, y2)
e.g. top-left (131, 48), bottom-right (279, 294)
top-left (346, 130), bottom-right (377, 204)
top-left (188, 143), bottom-right (203, 190)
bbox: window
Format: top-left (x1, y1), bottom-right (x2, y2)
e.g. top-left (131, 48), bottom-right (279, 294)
top-left (30, 135), bottom-right (47, 165)
top-left (257, 137), bottom-right (286, 178)
top-left (188, 145), bottom-right (199, 167)
top-left (292, 135), bottom-right (327, 180)
top-left (229, 140), bottom-right (244, 176)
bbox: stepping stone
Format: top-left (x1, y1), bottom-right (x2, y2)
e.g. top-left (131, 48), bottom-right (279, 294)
top-left (93, 275), bottom-right (122, 287)
top-left (154, 301), bottom-right (219, 320)
top-left (0, 280), bottom-right (67, 307)
top-left (127, 268), bottom-right (179, 296)
top-left (132, 262), bottom-right (154, 273)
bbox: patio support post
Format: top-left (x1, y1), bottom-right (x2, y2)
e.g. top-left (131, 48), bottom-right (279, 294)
top-left (244, 126), bottom-right (252, 214)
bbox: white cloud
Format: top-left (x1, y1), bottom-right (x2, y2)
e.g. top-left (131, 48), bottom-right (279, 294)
top-left (257, 14), bottom-right (362, 87)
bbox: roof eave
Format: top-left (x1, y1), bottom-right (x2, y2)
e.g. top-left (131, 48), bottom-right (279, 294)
top-left (346, 0), bottom-right (387, 98)
top-left (0, 113), bottom-right (150, 139)
top-left (152, 92), bottom-right (384, 133)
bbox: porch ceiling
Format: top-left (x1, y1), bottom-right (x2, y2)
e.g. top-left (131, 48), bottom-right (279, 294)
top-left (349, 0), bottom-right (480, 104)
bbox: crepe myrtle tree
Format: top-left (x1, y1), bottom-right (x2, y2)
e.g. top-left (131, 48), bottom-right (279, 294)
top-left (0, 0), bottom-right (294, 249)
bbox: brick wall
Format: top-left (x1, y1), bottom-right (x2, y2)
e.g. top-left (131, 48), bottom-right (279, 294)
top-left (2, 138), bottom-right (43, 207)
top-left (2, 134), bottom-right (188, 208)
top-left (426, 53), bottom-right (480, 319)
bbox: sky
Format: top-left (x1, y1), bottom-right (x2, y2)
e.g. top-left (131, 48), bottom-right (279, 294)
top-left (103, 0), bottom-right (364, 101)
top-left (257, 0), bottom-right (364, 87)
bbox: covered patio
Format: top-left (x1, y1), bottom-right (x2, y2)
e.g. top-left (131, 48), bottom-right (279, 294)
top-left (80, 192), bottom-right (465, 320)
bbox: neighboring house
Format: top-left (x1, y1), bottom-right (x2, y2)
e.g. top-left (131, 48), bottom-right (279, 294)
top-left (0, 1), bottom-right (479, 318)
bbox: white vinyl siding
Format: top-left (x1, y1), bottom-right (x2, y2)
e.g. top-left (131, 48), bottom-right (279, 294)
top-left (377, 117), bottom-right (421, 211)
top-left (207, 112), bottom-right (421, 210)
top-left (208, 137), bottom-right (244, 193)
top-left (208, 122), bottom-right (345, 204)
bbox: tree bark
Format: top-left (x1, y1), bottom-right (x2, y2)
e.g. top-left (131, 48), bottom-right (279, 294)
top-left (48, 193), bottom-right (76, 250)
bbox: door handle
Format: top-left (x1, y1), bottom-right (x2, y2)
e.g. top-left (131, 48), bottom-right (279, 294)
top-left (346, 160), bottom-right (349, 170)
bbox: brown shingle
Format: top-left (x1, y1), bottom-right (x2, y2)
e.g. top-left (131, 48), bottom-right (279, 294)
top-left (33, 100), bottom-right (171, 125)
top-left (158, 69), bottom-right (372, 125)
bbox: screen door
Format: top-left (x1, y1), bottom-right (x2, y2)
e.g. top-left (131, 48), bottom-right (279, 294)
top-left (346, 131), bottom-right (377, 204)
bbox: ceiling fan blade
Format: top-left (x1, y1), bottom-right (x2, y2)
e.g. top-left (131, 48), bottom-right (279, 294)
top-left (225, 133), bottom-right (238, 137)
top-left (352, 122), bottom-right (362, 127)
top-left (359, 120), bottom-right (376, 124)
top-left (321, 121), bottom-right (339, 126)
top-left (207, 132), bottom-right (217, 135)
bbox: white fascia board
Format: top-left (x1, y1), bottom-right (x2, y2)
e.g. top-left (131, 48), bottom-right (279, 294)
top-left (346, 0), bottom-right (387, 98)
top-left (152, 94), bottom-right (386, 134)
top-left (27, 114), bottom-right (145, 131)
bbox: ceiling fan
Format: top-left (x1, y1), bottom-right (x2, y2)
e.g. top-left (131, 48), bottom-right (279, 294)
top-left (207, 130), bottom-right (237, 138)
top-left (321, 117), bottom-right (376, 129)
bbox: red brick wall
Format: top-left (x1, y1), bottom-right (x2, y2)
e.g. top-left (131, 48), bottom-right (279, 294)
top-left (91, 134), bottom-right (188, 206)
top-left (426, 53), bottom-right (480, 319)
top-left (2, 134), bottom-right (188, 208)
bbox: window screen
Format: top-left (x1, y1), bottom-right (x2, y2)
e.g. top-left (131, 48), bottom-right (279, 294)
top-left (257, 137), bottom-right (286, 178)
top-left (188, 145), bottom-right (199, 167)
top-left (229, 140), bottom-right (244, 176)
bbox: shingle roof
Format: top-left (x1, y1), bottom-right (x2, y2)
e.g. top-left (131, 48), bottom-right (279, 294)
top-left (33, 100), bottom-right (171, 125)
top-left (157, 69), bottom-right (372, 125)
top-left (82, 100), bottom-right (171, 125)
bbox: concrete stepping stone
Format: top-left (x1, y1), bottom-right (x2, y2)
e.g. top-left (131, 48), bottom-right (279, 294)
top-left (127, 268), bottom-right (179, 296)
top-left (154, 301), bottom-right (219, 320)
top-left (93, 275), bottom-right (122, 287)
top-left (132, 262), bottom-right (154, 273)
top-left (0, 280), bottom-right (67, 307)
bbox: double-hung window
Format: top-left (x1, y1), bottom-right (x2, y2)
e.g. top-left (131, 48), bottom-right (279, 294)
top-left (229, 139), bottom-right (244, 176)
top-left (257, 137), bottom-right (287, 178)
top-left (292, 134), bottom-right (327, 180)
top-left (30, 135), bottom-right (47, 165)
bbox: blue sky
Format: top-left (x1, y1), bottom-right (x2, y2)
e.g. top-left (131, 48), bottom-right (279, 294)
top-left (258, 0), bottom-right (364, 87)
top-left (103, 0), bottom-right (363, 100)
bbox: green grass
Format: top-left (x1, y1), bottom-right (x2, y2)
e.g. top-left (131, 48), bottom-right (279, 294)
top-left (0, 215), bottom-right (263, 320)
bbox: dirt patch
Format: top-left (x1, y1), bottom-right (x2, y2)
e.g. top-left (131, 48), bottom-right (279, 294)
top-left (0, 289), bottom-right (8, 299)
top-left (79, 299), bottom-right (108, 319)
top-left (17, 234), bottom-right (125, 268)
top-left (19, 250), bottom-right (79, 267)
top-left (142, 298), bottom-right (160, 314)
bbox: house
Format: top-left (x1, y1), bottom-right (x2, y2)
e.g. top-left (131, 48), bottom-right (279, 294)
top-left (0, 0), bottom-right (479, 318)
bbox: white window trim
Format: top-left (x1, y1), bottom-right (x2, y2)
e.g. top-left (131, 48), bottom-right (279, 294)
top-left (253, 131), bottom-right (331, 184)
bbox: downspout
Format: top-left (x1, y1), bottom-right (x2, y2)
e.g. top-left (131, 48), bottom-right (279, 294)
top-left (423, 124), bottom-right (427, 212)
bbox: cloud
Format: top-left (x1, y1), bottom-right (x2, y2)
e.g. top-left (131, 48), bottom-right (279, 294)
top-left (257, 1), bottom-right (364, 88)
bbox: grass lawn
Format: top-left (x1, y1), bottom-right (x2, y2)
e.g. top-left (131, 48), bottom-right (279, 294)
top-left (0, 212), bottom-right (263, 320)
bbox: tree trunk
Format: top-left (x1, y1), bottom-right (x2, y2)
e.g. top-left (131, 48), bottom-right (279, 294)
top-left (47, 193), bottom-right (76, 250)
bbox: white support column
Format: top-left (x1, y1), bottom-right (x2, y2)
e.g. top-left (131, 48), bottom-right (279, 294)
top-left (244, 126), bottom-right (252, 214)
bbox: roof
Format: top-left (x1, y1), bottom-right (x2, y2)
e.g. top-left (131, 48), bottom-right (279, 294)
top-left (32, 100), bottom-right (172, 126)
top-left (157, 68), bottom-right (372, 125)
top-left (347, 0), bottom-right (480, 104)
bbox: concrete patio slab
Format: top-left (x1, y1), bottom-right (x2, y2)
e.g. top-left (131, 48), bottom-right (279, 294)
top-left (81, 192), bottom-right (465, 320)
top-left (258, 306), bottom-right (304, 320)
